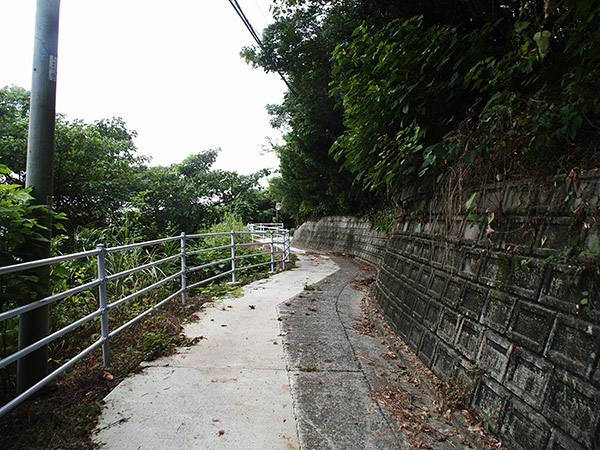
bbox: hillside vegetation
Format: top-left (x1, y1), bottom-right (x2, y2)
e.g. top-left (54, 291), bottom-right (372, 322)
top-left (245, 0), bottom-right (600, 222)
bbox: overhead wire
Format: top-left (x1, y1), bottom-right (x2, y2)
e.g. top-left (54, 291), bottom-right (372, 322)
top-left (251, 0), bottom-right (268, 23)
top-left (229, 0), bottom-right (263, 50)
top-left (227, 0), bottom-right (297, 96)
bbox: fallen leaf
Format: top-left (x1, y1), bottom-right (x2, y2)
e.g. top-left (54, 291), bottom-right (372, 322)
top-left (101, 371), bottom-right (113, 381)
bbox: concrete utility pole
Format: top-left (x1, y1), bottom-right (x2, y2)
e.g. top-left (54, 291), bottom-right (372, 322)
top-left (18, 0), bottom-right (61, 394)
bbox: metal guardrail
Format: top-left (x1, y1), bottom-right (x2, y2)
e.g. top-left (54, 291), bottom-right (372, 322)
top-left (249, 222), bottom-right (283, 238)
top-left (0, 225), bottom-right (290, 417)
top-left (249, 223), bottom-right (284, 230)
top-left (249, 223), bottom-right (288, 251)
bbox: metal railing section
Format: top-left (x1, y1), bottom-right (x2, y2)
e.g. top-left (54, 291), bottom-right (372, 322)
top-left (249, 223), bottom-right (290, 261)
top-left (249, 222), bottom-right (283, 244)
top-left (0, 225), bottom-right (290, 417)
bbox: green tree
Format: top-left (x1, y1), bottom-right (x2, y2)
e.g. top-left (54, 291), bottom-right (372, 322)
top-left (1, 88), bottom-right (148, 233)
top-left (0, 164), bottom-right (66, 306)
top-left (242, 1), bottom-right (381, 222)
top-left (53, 117), bottom-right (147, 232)
top-left (132, 149), bottom-right (272, 235)
top-left (329, 0), bottom-right (600, 195)
top-left (132, 164), bottom-right (203, 237)
top-left (0, 86), bottom-right (287, 238)
top-left (330, 17), bottom-right (490, 195)
top-left (213, 184), bottom-right (282, 226)
top-left (0, 86), bottom-right (30, 184)
top-left (250, 1), bottom-right (599, 208)
top-left (242, 0), bottom-right (498, 220)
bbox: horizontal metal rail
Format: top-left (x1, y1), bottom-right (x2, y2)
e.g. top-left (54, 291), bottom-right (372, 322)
top-left (237, 258), bottom-right (284, 273)
top-left (108, 289), bottom-right (184, 339)
top-left (186, 231), bottom-right (233, 239)
top-left (0, 224), bottom-right (290, 418)
top-left (106, 271), bottom-right (183, 312)
top-left (234, 241), bottom-right (263, 248)
top-left (235, 250), bottom-right (274, 261)
top-left (187, 244), bottom-right (232, 255)
top-left (105, 253), bottom-right (181, 283)
top-left (106, 235), bottom-right (181, 254)
top-left (0, 278), bottom-right (101, 323)
top-left (0, 248), bottom-right (100, 276)
top-left (0, 338), bottom-right (105, 418)
top-left (0, 308), bottom-right (103, 370)
top-left (187, 257), bottom-right (232, 274)
top-left (187, 269), bottom-right (235, 290)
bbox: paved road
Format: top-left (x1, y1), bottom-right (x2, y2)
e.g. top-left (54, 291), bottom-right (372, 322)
top-left (279, 255), bottom-right (407, 449)
top-left (94, 251), bottom-right (476, 449)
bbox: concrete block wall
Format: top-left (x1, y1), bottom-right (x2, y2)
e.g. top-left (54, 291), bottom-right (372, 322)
top-left (293, 170), bottom-right (600, 450)
top-left (292, 216), bottom-right (387, 266)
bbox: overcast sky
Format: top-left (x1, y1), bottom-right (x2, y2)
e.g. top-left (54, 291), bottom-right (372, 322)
top-left (0, 0), bottom-right (286, 174)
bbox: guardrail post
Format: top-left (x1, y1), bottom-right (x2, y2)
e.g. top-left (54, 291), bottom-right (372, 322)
top-left (97, 245), bottom-right (111, 367)
top-left (282, 230), bottom-right (287, 270)
top-left (270, 230), bottom-right (274, 273)
top-left (231, 231), bottom-right (236, 283)
top-left (180, 233), bottom-right (187, 305)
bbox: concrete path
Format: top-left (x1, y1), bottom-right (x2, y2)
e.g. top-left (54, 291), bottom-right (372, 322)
top-left (94, 251), bottom-right (478, 450)
top-left (279, 256), bottom-right (408, 449)
top-left (94, 251), bottom-right (338, 450)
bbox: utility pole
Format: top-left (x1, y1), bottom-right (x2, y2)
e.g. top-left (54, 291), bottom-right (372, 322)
top-left (18, 0), bottom-right (61, 394)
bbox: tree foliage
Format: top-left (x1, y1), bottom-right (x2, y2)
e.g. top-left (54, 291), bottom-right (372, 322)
top-left (330, 17), bottom-right (487, 194)
top-left (330, 0), bottom-right (600, 196)
top-left (0, 86), bottom-right (29, 184)
top-left (243, 0), bottom-right (512, 219)
top-left (246, 1), bottom-right (599, 216)
top-left (1, 88), bottom-right (148, 232)
top-left (242, 1), bottom-right (386, 223)
top-left (0, 164), bottom-right (67, 308)
top-left (53, 117), bottom-right (147, 231)
top-left (131, 149), bottom-right (272, 236)
top-left (0, 86), bottom-right (280, 244)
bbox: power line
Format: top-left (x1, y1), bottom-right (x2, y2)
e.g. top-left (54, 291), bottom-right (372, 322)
top-left (229, 0), bottom-right (263, 50)
top-left (251, 0), bottom-right (268, 23)
top-left (227, 0), bottom-right (297, 96)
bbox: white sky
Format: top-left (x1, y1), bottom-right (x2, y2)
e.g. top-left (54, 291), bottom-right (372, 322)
top-left (0, 0), bottom-right (286, 174)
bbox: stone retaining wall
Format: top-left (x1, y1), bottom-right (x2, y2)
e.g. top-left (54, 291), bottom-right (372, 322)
top-left (292, 216), bottom-right (387, 266)
top-left (293, 171), bottom-right (600, 450)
